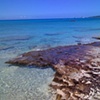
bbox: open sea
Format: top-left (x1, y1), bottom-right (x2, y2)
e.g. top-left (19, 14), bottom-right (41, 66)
top-left (0, 18), bottom-right (100, 100)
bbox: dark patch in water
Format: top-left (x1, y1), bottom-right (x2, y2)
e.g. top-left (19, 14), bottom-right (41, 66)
top-left (70, 19), bottom-right (76, 22)
top-left (45, 32), bottom-right (64, 36)
top-left (0, 35), bottom-right (32, 42)
top-left (0, 46), bottom-right (14, 51)
top-left (90, 42), bottom-right (100, 46)
top-left (92, 36), bottom-right (100, 40)
top-left (73, 36), bottom-right (83, 39)
top-left (28, 45), bottom-right (38, 49)
top-left (75, 28), bottom-right (100, 32)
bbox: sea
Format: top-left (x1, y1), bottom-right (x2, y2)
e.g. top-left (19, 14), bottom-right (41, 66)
top-left (0, 18), bottom-right (100, 100)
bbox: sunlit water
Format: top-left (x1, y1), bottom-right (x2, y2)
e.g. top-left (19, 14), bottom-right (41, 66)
top-left (0, 18), bottom-right (100, 100)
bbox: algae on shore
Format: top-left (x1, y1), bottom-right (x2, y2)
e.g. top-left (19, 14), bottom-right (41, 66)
top-left (6, 42), bottom-right (100, 100)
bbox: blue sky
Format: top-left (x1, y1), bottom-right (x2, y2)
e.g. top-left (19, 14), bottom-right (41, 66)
top-left (0, 0), bottom-right (100, 19)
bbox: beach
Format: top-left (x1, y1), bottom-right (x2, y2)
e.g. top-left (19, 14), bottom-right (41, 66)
top-left (0, 18), bottom-right (100, 100)
top-left (7, 41), bottom-right (100, 100)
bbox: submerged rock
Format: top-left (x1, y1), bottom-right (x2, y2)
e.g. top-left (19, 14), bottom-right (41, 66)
top-left (0, 35), bottom-right (32, 42)
top-left (0, 46), bottom-right (14, 50)
top-left (92, 36), bottom-right (100, 40)
top-left (6, 42), bottom-right (100, 100)
top-left (45, 32), bottom-right (64, 36)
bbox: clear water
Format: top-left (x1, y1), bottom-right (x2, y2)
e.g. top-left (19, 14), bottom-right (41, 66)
top-left (0, 18), bottom-right (100, 100)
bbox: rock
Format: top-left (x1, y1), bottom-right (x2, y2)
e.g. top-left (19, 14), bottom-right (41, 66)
top-left (6, 44), bottom-right (90, 66)
top-left (6, 42), bottom-right (100, 100)
top-left (92, 36), bottom-right (100, 40)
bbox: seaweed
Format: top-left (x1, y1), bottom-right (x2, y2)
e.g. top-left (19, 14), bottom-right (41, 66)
top-left (6, 42), bottom-right (100, 100)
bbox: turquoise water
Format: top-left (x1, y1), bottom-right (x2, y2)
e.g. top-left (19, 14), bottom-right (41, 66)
top-left (0, 18), bottom-right (100, 50)
top-left (0, 18), bottom-right (100, 100)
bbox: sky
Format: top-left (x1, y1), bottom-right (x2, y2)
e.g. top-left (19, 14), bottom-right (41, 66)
top-left (0, 0), bottom-right (100, 19)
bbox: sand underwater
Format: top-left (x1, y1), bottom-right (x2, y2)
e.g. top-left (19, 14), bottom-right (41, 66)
top-left (0, 36), bottom-right (55, 100)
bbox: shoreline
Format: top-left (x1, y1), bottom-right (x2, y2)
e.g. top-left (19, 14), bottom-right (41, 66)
top-left (6, 41), bottom-right (100, 100)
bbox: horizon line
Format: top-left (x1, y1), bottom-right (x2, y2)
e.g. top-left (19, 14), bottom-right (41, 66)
top-left (0, 15), bottom-right (100, 21)
top-left (0, 17), bottom-right (89, 21)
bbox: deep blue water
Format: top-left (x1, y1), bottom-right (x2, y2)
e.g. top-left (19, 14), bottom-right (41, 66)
top-left (0, 18), bottom-right (100, 100)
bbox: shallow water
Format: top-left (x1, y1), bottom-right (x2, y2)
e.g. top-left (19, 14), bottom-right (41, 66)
top-left (0, 18), bottom-right (100, 100)
top-left (0, 50), bottom-right (54, 100)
